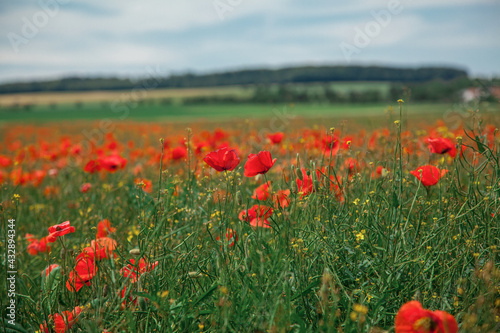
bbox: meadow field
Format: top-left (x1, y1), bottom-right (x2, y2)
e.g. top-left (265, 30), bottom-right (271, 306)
top-left (1, 99), bottom-right (499, 332)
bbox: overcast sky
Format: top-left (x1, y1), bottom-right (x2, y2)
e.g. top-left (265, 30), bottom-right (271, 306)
top-left (1, 0), bottom-right (499, 83)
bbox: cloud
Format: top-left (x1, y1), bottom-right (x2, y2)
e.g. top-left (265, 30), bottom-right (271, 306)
top-left (0, 0), bottom-right (499, 82)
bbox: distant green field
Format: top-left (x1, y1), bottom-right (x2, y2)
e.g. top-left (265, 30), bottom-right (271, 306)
top-left (256, 81), bottom-right (391, 95)
top-left (0, 102), bottom-right (455, 123)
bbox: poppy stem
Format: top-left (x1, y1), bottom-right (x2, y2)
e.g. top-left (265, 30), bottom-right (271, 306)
top-left (157, 138), bottom-right (164, 203)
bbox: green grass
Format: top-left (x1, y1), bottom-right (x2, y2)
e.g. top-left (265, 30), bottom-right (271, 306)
top-left (0, 102), bottom-right (454, 123)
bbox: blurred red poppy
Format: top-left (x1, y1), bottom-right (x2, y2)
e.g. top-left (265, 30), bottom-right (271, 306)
top-left (268, 132), bottom-right (284, 144)
top-left (273, 189), bottom-right (291, 209)
top-left (171, 146), bottom-right (187, 160)
top-left (66, 252), bottom-right (96, 292)
top-left (203, 147), bottom-right (240, 172)
top-left (217, 228), bottom-right (238, 247)
top-left (26, 235), bottom-right (50, 255)
top-left (83, 160), bottom-right (101, 173)
top-left (344, 158), bottom-right (359, 174)
top-left (395, 301), bottom-right (457, 333)
top-left (297, 168), bottom-right (314, 198)
top-left (96, 219), bottom-right (116, 239)
top-left (98, 154), bottom-right (127, 172)
top-left (372, 166), bottom-right (389, 178)
top-left (322, 135), bottom-right (340, 154)
top-left (0, 155), bottom-right (12, 167)
top-left (80, 183), bottom-right (92, 193)
top-left (252, 181), bottom-right (272, 201)
top-left (135, 178), bottom-right (153, 193)
top-left (89, 237), bottom-right (117, 260)
top-left (410, 166), bottom-right (448, 187)
top-left (40, 306), bottom-right (82, 333)
top-left (121, 258), bottom-right (159, 283)
top-left (426, 137), bottom-right (456, 157)
top-left (239, 204), bottom-right (273, 228)
top-left (244, 151), bottom-right (276, 177)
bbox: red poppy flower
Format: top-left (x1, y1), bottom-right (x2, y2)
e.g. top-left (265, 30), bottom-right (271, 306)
top-left (66, 252), bottom-right (96, 292)
top-left (27, 241), bottom-right (39, 255)
top-left (96, 219), bottom-right (116, 239)
top-left (273, 189), bottom-right (291, 209)
top-left (268, 132), bottom-right (284, 144)
top-left (426, 137), bottom-right (456, 158)
top-left (135, 178), bottom-right (153, 193)
top-left (345, 158), bottom-right (359, 174)
top-left (25, 233), bottom-right (36, 243)
top-left (70, 144), bottom-right (82, 156)
top-left (252, 181), bottom-right (272, 200)
top-left (89, 237), bottom-right (117, 260)
top-left (121, 258), bottom-right (159, 283)
top-left (0, 155), bottom-right (12, 168)
top-left (80, 183), bottom-right (92, 193)
top-left (244, 151), bottom-right (276, 177)
top-left (47, 221), bottom-right (75, 243)
top-left (31, 169), bottom-right (46, 187)
top-left (239, 205), bottom-right (273, 228)
top-left (296, 168), bottom-right (314, 198)
top-left (27, 236), bottom-right (50, 255)
top-left (342, 136), bottom-right (354, 150)
top-left (217, 228), bottom-right (238, 247)
top-left (98, 154), bottom-right (127, 172)
top-left (203, 147), bottom-right (240, 172)
top-left (195, 141), bottom-right (210, 155)
top-left (119, 285), bottom-right (137, 306)
top-left (410, 166), bottom-right (448, 187)
top-left (83, 160), bottom-right (101, 173)
top-left (322, 135), bottom-right (340, 154)
top-left (10, 167), bottom-right (30, 186)
top-left (40, 306), bottom-right (82, 333)
top-left (372, 166), bottom-right (389, 178)
top-left (171, 146), bottom-right (188, 160)
top-left (395, 301), bottom-right (458, 333)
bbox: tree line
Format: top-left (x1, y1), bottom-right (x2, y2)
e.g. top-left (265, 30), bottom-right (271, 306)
top-left (0, 65), bottom-right (468, 94)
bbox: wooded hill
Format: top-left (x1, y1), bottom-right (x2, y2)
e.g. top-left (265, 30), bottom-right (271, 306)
top-left (0, 65), bottom-right (468, 94)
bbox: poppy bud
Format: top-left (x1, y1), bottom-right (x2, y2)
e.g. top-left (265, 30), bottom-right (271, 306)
top-left (138, 297), bottom-right (147, 311)
top-left (129, 248), bottom-right (141, 256)
top-left (310, 162), bottom-right (317, 182)
top-left (296, 168), bottom-right (303, 181)
top-left (103, 284), bottom-right (109, 297)
top-left (60, 247), bottom-right (66, 260)
top-left (236, 191), bottom-right (243, 205)
top-left (42, 264), bottom-right (62, 293)
top-left (296, 153), bottom-right (300, 169)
